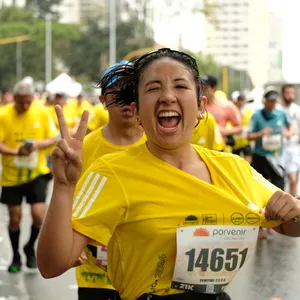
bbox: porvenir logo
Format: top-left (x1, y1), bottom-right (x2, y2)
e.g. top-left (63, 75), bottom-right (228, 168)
top-left (193, 227), bottom-right (210, 237)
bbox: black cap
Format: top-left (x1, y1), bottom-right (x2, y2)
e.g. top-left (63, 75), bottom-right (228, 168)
top-left (201, 75), bottom-right (218, 88)
top-left (264, 90), bottom-right (279, 101)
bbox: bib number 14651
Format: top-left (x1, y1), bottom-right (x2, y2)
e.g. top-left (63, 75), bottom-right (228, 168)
top-left (171, 225), bottom-right (258, 294)
top-left (186, 248), bottom-right (248, 272)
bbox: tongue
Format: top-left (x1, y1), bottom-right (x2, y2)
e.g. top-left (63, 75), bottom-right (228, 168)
top-left (159, 117), bottom-right (179, 128)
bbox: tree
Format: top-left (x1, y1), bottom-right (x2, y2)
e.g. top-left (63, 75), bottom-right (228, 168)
top-left (61, 2), bottom-right (155, 82)
top-left (25, 0), bottom-right (62, 19)
top-left (186, 50), bottom-right (221, 77)
top-left (0, 6), bottom-right (80, 88)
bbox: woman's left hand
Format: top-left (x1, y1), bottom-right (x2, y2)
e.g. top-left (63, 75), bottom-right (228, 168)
top-left (265, 190), bottom-right (300, 222)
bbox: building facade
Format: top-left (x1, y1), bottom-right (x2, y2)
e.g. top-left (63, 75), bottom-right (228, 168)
top-left (203, 0), bottom-right (282, 87)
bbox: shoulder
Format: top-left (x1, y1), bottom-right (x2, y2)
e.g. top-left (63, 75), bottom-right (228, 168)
top-left (85, 145), bottom-right (144, 181)
top-left (251, 110), bottom-right (261, 119)
top-left (195, 145), bottom-right (248, 167)
top-left (84, 127), bottom-right (102, 144)
top-left (275, 109), bottom-right (287, 117)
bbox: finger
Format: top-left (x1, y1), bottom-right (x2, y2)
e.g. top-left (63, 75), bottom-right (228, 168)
top-left (57, 139), bottom-right (82, 168)
top-left (268, 198), bottom-right (287, 221)
top-left (55, 105), bottom-right (70, 139)
top-left (265, 191), bottom-right (285, 221)
top-left (276, 204), bottom-right (293, 221)
top-left (74, 110), bottom-right (89, 141)
top-left (52, 147), bottom-right (66, 161)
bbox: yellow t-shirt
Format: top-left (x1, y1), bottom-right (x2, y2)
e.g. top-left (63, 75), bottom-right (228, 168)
top-left (87, 103), bottom-right (109, 132)
top-left (68, 99), bottom-right (94, 122)
top-left (0, 103), bottom-right (58, 186)
top-left (76, 127), bottom-right (146, 289)
top-left (191, 113), bottom-right (225, 150)
top-left (47, 104), bottom-right (77, 130)
top-left (232, 106), bottom-right (253, 150)
top-left (72, 144), bottom-right (279, 299)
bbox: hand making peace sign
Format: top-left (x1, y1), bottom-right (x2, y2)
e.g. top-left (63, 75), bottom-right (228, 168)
top-left (51, 105), bottom-right (89, 187)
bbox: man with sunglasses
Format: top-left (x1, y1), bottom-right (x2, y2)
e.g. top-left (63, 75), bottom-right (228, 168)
top-left (75, 61), bottom-right (146, 300)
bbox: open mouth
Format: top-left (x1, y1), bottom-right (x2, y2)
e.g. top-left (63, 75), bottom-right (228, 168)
top-left (157, 111), bottom-right (181, 131)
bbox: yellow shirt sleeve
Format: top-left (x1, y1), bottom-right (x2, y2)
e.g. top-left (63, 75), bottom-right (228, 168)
top-left (72, 158), bottom-right (127, 246)
top-left (242, 159), bottom-right (280, 228)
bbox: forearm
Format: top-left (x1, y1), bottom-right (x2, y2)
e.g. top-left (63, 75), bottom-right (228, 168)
top-left (37, 183), bottom-right (79, 277)
top-left (35, 137), bottom-right (58, 150)
top-left (247, 131), bottom-right (263, 141)
top-left (220, 125), bottom-right (242, 136)
top-left (0, 142), bottom-right (17, 156)
top-left (274, 221), bottom-right (300, 237)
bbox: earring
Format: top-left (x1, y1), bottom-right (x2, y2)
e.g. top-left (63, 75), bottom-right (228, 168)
top-left (103, 102), bottom-right (107, 110)
top-left (198, 113), bottom-right (204, 120)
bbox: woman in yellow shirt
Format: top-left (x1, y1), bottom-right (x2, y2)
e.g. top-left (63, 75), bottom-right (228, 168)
top-left (38, 49), bottom-right (300, 300)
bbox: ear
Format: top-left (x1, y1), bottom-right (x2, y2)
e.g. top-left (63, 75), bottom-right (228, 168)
top-left (130, 102), bottom-right (137, 114)
top-left (198, 96), bottom-right (207, 115)
top-left (99, 95), bottom-right (106, 105)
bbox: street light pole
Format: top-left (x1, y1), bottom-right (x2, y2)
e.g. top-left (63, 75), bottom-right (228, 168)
top-left (16, 41), bottom-right (22, 82)
top-left (45, 13), bottom-right (52, 85)
top-left (109, 0), bottom-right (116, 65)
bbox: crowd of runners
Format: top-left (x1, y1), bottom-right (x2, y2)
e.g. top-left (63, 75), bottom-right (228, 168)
top-left (1, 48), bottom-right (300, 300)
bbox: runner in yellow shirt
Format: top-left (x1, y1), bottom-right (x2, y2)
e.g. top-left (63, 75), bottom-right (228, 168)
top-left (47, 93), bottom-right (77, 131)
top-left (87, 102), bottom-right (109, 133)
top-left (0, 81), bottom-right (58, 273)
top-left (38, 49), bottom-right (300, 300)
top-left (68, 94), bottom-right (95, 123)
top-left (231, 93), bottom-right (253, 163)
top-left (191, 112), bottom-right (225, 150)
top-left (76, 61), bottom-right (145, 300)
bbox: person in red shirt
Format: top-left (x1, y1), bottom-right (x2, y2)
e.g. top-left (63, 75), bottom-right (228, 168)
top-left (202, 76), bottom-right (242, 147)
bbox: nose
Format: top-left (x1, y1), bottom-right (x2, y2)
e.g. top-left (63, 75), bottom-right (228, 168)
top-left (158, 87), bottom-right (177, 104)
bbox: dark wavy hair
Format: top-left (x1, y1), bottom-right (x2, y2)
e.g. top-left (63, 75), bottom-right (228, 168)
top-left (96, 48), bottom-right (204, 110)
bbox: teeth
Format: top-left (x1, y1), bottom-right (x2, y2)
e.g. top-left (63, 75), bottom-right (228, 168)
top-left (158, 111), bottom-right (180, 118)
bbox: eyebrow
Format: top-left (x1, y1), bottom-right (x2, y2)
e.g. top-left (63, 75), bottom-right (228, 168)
top-left (145, 77), bottom-right (189, 88)
top-left (145, 80), bottom-right (161, 88)
top-left (174, 77), bottom-right (188, 82)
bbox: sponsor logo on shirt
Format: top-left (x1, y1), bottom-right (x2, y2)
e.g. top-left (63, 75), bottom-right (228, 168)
top-left (202, 214), bottom-right (217, 225)
top-left (231, 213), bottom-right (244, 225)
top-left (183, 215), bottom-right (199, 225)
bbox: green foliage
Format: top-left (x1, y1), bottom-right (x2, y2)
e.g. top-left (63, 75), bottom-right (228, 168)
top-left (185, 50), bottom-right (221, 76)
top-left (62, 16), bottom-right (154, 82)
top-left (25, 0), bottom-right (62, 19)
top-left (0, 6), bottom-right (80, 88)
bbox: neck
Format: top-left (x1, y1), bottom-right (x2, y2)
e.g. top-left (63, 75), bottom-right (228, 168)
top-left (102, 122), bottom-right (143, 145)
top-left (207, 96), bottom-right (215, 105)
top-left (146, 141), bottom-right (197, 169)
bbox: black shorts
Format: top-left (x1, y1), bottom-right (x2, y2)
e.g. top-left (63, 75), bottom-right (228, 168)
top-left (232, 145), bottom-right (252, 157)
top-left (251, 154), bottom-right (284, 190)
top-left (78, 287), bottom-right (120, 300)
top-left (0, 174), bottom-right (51, 206)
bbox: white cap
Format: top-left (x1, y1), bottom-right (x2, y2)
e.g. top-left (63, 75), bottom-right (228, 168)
top-left (14, 81), bottom-right (34, 96)
top-left (231, 91), bottom-right (240, 103)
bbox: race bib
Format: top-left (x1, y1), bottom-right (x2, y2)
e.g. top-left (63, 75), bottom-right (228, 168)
top-left (262, 134), bottom-right (281, 151)
top-left (96, 246), bottom-right (108, 267)
top-left (171, 225), bottom-right (258, 294)
top-left (14, 151), bottom-right (38, 169)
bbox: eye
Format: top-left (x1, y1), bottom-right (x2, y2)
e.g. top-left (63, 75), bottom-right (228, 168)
top-left (176, 85), bottom-right (188, 89)
top-left (147, 87), bottom-right (159, 92)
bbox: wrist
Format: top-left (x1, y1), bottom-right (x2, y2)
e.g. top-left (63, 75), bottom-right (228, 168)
top-left (53, 181), bottom-right (76, 192)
